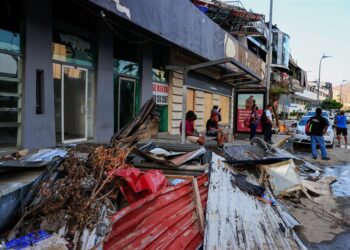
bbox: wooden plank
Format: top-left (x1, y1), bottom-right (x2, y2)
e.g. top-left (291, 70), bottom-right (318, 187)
top-left (220, 95), bottom-right (230, 124)
top-left (166, 175), bottom-right (194, 180)
top-left (186, 88), bottom-right (195, 112)
top-left (192, 177), bottom-right (205, 235)
top-left (203, 92), bottom-right (213, 122)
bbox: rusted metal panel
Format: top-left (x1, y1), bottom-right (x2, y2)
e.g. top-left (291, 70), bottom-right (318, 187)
top-left (204, 153), bottom-right (304, 250)
top-left (104, 174), bottom-right (208, 249)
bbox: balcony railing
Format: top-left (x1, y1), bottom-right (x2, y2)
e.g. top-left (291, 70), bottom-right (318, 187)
top-left (235, 39), bottom-right (266, 80)
top-left (289, 78), bottom-right (304, 92)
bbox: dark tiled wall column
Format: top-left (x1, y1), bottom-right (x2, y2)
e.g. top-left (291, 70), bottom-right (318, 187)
top-left (94, 20), bottom-right (114, 142)
top-left (22, 0), bottom-right (55, 149)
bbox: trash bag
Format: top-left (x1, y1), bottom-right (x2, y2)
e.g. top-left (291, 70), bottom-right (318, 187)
top-left (110, 167), bottom-right (168, 203)
top-left (231, 173), bottom-right (265, 197)
top-left (5, 230), bottom-right (51, 250)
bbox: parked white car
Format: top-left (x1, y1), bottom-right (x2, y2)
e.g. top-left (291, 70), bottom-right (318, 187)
top-left (345, 113), bottom-right (350, 124)
top-left (293, 116), bottom-right (334, 147)
top-left (305, 111), bottom-right (333, 125)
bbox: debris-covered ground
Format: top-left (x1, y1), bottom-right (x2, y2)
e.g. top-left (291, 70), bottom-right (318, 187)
top-left (1, 101), bottom-right (349, 249)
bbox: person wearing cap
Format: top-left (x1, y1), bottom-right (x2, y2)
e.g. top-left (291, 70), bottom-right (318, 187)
top-left (180, 111), bottom-right (205, 145)
top-left (206, 112), bottom-right (226, 148)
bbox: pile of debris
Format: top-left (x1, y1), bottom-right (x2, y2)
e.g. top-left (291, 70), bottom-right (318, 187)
top-left (0, 98), bottom-right (211, 249)
top-left (0, 98), bottom-right (340, 249)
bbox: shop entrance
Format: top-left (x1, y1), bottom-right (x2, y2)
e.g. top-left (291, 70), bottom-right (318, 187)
top-left (54, 64), bottom-right (88, 143)
top-left (115, 77), bottom-right (136, 131)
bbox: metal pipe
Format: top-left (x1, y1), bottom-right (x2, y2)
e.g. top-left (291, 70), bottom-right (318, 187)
top-left (230, 88), bottom-right (235, 140)
top-left (265, 0), bottom-right (273, 105)
top-left (181, 71), bottom-right (188, 144)
top-left (317, 57), bottom-right (323, 103)
top-left (317, 54), bottom-right (332, 103)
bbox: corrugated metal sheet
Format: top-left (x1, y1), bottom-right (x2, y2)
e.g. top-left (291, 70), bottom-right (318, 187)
top-left (204, 153), bottom-right (305, 250)
top-left (104, 174), bottom-right (208, 250)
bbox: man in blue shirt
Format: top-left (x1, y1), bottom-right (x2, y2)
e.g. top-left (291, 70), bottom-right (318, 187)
top-left (335, 111), bottom-right (348, 146)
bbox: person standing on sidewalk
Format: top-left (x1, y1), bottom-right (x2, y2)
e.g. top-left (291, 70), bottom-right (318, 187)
top-left (335, 110), bottom-right (348, 146)
top-left (249, 104), bottom-right (259, 140)
top-left (307, 108), bottom-right (330, 160)
top-left (262, 104), bottom-right (273, 144)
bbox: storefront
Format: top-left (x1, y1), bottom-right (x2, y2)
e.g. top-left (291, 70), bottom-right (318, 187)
top-left (187, 72), bottom-right (231, 125)
top-left (50, 0), bottom-right (99, 143)
top-left (112, 31), bottom-right (146, 132)
top-left (0, 0), bottom-right (23, 149)
top-left (0, 0), bottom-right (265, 150)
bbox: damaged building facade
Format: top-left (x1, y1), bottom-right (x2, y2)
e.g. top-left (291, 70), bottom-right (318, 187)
top-left (0, 0), bottom-right (266, 150)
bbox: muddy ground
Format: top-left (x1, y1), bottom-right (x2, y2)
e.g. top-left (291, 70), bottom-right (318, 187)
top-left (281, 140), bottom-right (350, 248)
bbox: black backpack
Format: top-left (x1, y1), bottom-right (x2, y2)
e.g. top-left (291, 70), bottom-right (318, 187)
top-left (260, 110), bottom-right (267, 125)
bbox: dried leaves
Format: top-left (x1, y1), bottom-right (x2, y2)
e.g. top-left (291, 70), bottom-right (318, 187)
top-left (15, 145), bottom-right (131, 242)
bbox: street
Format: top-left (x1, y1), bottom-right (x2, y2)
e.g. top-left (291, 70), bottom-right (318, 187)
top-left (282, 123), bottom-right (350, 248)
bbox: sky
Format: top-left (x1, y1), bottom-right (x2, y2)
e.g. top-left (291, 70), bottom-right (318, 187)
top-left (235, 0), bottom-right (350, 86)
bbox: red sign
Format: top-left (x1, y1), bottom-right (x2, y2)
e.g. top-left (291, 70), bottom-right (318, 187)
top-left (237, 109), bottom-right (263, 132)
top-left (153, 82), bottom-right (168, 105)
top-left (236, 93), bottom-right (264, 133)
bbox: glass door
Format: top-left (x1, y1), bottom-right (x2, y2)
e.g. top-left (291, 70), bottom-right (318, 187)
top-left (61, 65), bottom-right (88, 143)
top-left (117, 77), bottom-right (136, 131)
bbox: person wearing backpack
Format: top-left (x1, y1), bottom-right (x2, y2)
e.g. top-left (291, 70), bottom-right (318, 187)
top-left (307, 108), bottom-right (330, 160)
top-left (335, 110), bottom-right (348, 146)
top-left (261, 104), bottom-right (273, 144)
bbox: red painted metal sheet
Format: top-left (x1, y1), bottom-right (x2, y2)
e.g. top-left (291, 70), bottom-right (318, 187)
top-left (104, 174), bottom-right (208, 250)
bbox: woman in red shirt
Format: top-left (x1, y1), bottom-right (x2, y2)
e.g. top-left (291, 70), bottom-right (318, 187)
top-left (180, 111), bottom-right (205, 145)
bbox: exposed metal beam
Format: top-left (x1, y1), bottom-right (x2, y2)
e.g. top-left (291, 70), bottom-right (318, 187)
top-left (220, 72), bottom-right (246, 79)
top-left (229, 77), bottom-right (252, 83)
top-left (231, 80), bottom-right (260, 86)
top-left (165, 65), bottom-right (186, 71)
top-left (183, 57), bottom-right (262, 82)
top-left (235, 84), bottom-right (265, 89)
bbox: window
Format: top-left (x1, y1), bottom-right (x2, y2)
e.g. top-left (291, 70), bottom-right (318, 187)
top-left (0, 0), bottom-right (22, 148)
top-left (52, 30), bottom-right (96, 67)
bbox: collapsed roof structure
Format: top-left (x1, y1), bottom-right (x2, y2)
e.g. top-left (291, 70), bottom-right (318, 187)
top-left (191, 0), bottom-right (265, 36)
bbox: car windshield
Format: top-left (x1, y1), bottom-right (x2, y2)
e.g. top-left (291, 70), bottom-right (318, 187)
top-left (306, 111), bottom-right (329, 117)
top-left (299, 117), bottom-right (310, 126)
top-left (299, 116), bottom-right (330, 126)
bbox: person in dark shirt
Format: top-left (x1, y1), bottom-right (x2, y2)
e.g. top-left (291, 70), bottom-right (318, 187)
top-left (249, 104), bottom-right (259, 140)
top-left (307, 108), bottom-right (330, 160)
top-left (206, 112), bottom-right (227, 148)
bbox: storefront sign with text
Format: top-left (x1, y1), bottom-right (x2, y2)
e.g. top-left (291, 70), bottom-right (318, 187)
top-left (153, 82), bottom-right (168, 105)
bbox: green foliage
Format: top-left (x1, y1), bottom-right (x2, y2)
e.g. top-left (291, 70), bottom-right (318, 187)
top-left (290, 111), bottom-right (298, 117)
top-left (321, 99), bottom-right (343, 110)
top-left (269, 85), bottom-right (289, 100)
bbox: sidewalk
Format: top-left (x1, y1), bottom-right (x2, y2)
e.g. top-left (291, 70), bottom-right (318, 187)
top-left (141, 133), bottom-right (291, 149)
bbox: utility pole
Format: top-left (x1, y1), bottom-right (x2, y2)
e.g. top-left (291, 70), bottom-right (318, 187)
top-left (265, 0), bottom-right (273, 106)
top-left (317, 54), bottom-right (332, 103)
top-left (340, 82), bottom-right (343, 102)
